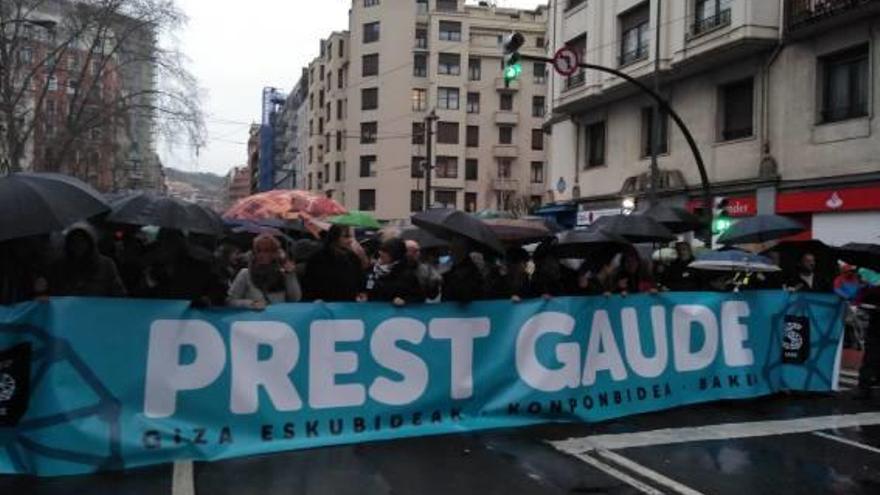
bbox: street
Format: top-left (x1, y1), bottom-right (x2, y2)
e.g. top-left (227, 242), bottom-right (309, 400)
top-left (4, 372), bottom-right (880, 495)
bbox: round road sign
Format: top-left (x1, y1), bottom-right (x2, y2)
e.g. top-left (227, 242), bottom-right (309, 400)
top-left (552, 46), bottom-right (580, 77)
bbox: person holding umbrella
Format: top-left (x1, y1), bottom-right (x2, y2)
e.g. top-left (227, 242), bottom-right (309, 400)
top-left (48, 223), bottom-right (126, 298)
top-left (141, 229), bottom-right (227, 307)
top-left (784, 253), bottom-right (832, 292)
top-left (227, 234), bottom-right (301, 310)
top-left (366, 238), bottom-right (424, 306)
top-left (661, 242), bottom-right (702, 291)
top-left (302, 225), bottom-right (365, 302)
top-left (442, 235), bottom-right (486, 303)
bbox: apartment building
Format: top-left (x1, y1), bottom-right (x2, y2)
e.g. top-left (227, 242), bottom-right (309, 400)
top-left (293, 0), bottom-right (549, 221)
top-left (545, 0), bottom-right (880, 243)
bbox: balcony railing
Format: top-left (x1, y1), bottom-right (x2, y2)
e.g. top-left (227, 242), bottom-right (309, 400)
top-left (564, 71), bottom-right (585, 91)
top-left (690, 8), bottom-right (732, 37)
top-left (619, 45), bottom-right (649, 67)
top-left (787, 0), bottom-right (880, 31)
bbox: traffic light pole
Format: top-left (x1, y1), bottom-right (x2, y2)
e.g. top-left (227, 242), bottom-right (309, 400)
top-left (521, 54), bottom-right (714, 235)
top-left (423, 110), bottom-right (438, 211)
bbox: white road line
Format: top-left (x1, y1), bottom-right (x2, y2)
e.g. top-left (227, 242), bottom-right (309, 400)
top-left (172, 460), bottom-right (195, 495)
top-left (551, 412), bottom-right (880, 452)
top-left (813, 432), bottom-right (880, 455)
top-left (597, 449), bottom-right (705, 495)
top-left (564, 451), bottom-right (666, 495)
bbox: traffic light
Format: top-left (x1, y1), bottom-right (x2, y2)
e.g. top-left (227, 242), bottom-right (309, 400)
top-left (712, 197), bottom-right (733, 235)
top-left (502, 32), bottom-right (525, 87)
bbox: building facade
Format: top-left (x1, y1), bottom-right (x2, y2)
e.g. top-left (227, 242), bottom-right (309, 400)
top-left (226, 165), bottom-right (253, 207)
top-left (290, 0), bottom-right (549, 221)
top-left (546, 0), bottom-right (880, 244)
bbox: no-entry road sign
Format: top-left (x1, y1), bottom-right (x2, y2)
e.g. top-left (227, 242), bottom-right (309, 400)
top-left (552, 47), bottom-right (580, 77)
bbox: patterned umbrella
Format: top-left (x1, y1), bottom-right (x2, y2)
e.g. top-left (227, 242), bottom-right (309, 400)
top-left (224, 190), bottom-right (346, 221)
top-left (327, 210), bottom-right (381, 229)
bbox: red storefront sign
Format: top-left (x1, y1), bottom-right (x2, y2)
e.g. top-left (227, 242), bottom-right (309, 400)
top-left (687, 196), bottom-right (756, 217)
top-left (776, 186), bottom-right (880, 214)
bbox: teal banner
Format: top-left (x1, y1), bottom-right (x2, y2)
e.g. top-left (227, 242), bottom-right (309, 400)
top-left (0, 292), bottom-right (844, 476)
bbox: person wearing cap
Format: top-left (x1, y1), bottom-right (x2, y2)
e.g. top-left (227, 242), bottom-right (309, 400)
top-left (227, 234), bottom-right (301, 310)
top-left (367, 238), bottom-right (424, 306)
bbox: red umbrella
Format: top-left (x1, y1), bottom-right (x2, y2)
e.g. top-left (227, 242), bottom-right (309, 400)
top-left (224, 190), bottom-right (346, 221)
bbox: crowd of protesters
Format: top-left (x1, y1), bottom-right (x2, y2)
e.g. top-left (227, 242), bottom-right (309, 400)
top-left (2, 221), bottom-right (876, 309)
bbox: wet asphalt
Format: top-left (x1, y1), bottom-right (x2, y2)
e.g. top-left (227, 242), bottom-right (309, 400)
top-left (4, 390), bottom-right (880, 494)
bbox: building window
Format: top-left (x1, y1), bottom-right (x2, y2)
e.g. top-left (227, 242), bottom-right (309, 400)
top-left (435, 156), bottom-right (458, 179)
top-left (585, 121), bottom-right (606, 168)
top-left (411, 190), bottom-right (425, 212)
top-left (324, 164), bottom-right (330, 184)
top-left (318, 118), bottom-right (324, 135)
top-left (436, 121), bottom-right (459, 144)
top-left (530, 161), bottom-right (544, 183)
top-left (364, 22), bottom-right (380, 43)
top-left (620, 4), bottom-right (650, 66)
top-left (339, 39), bottom-right (345, 57)
top-left (320, 66), bottom-right (325, 81)
top-left (436, 0), bottom-right (457, 12)
top-left (415, 27), bottom-right (428, 49)
top-left (533, 62), bottom-right (547, 84)
top-left (417, 0), bottom-right (428, 14)
top-left (334, 162), bottom-right (342, 182)
top-left (438, 87), bottom-right (460, 110)
top-left (565, 35), bottom-right (586, 89)
top-left (693, 0), bottom-right (732, 36)
top-left (411, 156), bottom-right (425, 178)
top-left (435, 190), bottom-right (457, 209)
top-left (438, 53), bottom-right (461, 76)
top-left (337, 99), bottom-right (344, 119)
top-left (499, 125), bottom-right (513, 144)
top-left (327, 102), bottom-right (332, 121)
top-left (412, 88), bottom-right (427, 111)
top-left (308, 173), bottom-right (313, 190)
top-left (497, 158), bottom-right (513, 178)
top-left (566, 0), bottom-right (586, 10)
top-left (531, 129), bottom-right (544, 150)
top-left (465, 159), bottom-right (478, 181)
top-left (719, 78), bottom-right (754, 141)
top-left (466, 125), bottom-right (479, 148)
top-left (336, 131), bottom-right (343, 151)
top-left (308, 146), bottom-right (313, 164)
top-left (362, 87), bottom-right (378, 110)
top-left (48, 76), bottom-right (58, 92)
top-left (439, 21), bottom-right (461, 41)
top-left (361, 122), bottom-right (378, 144)
top-left (467, 92), bottom-right (480, 114)
top-left (414, 53), bottom-right (427, 77)
top-left (328, 72), bottom-right (333, 89)
top-left (465, 192), bottom-right (477, 213)
top-left (365, 0), bottom-right (380, 6)
top-left (412, 122), bottom-right (425, 144)
top-left (468, 58), bottom-right (481, 81)
top-left (821, 44), bottom-right (869, 123)
top-left (362, 54), bottom-right (379, 77)
top-left (532, 96), bottom-right (545, 118)
top-left (360, 155), bottom-right (377, 177)
top-left (338, 68), bottom-right (344, 89)
top-left (359, 189), bottom-right (376, 211)
top-left (500, 93), bottom-right (513, 111)
top-left (641, 107), bottom-right (669, 157)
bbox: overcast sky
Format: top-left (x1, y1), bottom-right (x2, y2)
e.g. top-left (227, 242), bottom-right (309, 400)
top-left (162, 0), bottom-right (548, 177)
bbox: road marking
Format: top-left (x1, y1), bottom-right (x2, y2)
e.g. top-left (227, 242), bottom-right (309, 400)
top-left (813, 432), bottom-right (880, 455)
top-left (565, 451), bottom-right (665, 495)
top-left (172, 460), bottom-right (195, 495)
top-left (550, 412), bottom-right (880, 452)
top-left (597, 449), bottom-right (705, 495)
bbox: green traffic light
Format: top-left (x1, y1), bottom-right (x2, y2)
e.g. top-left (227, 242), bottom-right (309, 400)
top-left (712, 217), bottom-right (734, 235)
top-left (504, 63), bottom-right (522, 82)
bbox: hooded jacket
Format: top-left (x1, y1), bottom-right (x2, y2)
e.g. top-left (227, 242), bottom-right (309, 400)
top-left (49, 223), bottom-right (126, 298)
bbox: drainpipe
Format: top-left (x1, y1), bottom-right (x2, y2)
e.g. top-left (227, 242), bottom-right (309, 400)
top-left (760, 0), bottom-right (786, 178)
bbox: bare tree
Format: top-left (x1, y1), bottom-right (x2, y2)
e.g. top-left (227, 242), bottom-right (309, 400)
top-left (0, 0), bottom-right (203, 189)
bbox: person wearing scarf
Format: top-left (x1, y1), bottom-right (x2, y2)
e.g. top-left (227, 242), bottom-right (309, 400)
top-left (367, 238), bottom-right (424, 306)
top-left (227, 234), bottom-right (301, 310)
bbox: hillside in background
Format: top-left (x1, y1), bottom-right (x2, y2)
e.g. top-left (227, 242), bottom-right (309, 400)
top-left (164, 167), bottom-right (228, 212)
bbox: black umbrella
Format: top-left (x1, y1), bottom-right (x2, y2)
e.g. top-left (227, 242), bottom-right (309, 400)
top-left (644, 203), bottom-right (704, 234)
top-left (553, 229), bottom-right (631, 259)
top-left (399, 226), bottom-right (449, 250)
top-left (0, 172), bottom-right (110, 242)
top-left (591, 214), bottom-right (676, 243)
top-left (836, 243), bottom-right (880, 271)
top-left (717, 214), bottom-right (805, 245)
top-left (107, 192), bottom-right (224, 236)
top-left (411, 209), bottom-right (504, 254)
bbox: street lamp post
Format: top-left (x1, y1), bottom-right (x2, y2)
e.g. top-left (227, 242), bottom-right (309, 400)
top-left (423, 109), bottom-right (438, 211)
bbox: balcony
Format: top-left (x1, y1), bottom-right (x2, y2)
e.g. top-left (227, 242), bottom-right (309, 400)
top-left (564, 72), bottom-right (585, 91)
top-left (495, 77), bottom-right (520, 91)
top-left (493, 144), bottom-right (518, 157)
top-left (528, 184), bottom-right (546, 196)
top-left (494, 111), bottom-right (519, 125)
top-left (786, 0), bottom-right (880, 34)
top-left (493, 178), bottom-right (519, 191)
top-left (619, 45), bottom-right (649, 67)
top-left (688, 8), bottom-right (732, 39)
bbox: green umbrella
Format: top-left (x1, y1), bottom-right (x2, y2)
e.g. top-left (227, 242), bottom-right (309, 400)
top-left (327, 210), bottom-right (381, 229)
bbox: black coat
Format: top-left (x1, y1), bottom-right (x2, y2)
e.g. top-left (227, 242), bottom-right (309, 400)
top-left (369, 261), bottom-right (425, 303)
top-left (49, 255), bottom-right (127, 298)
top-left (783, 272), bottom-right (833, 293)
top-left (662, 259), bottom-right (703, 291)
top-left (531, 258), bottom-right (565, 297)
top-left (302, 247), bottom-right (365, 302)
top-left (442, 258), bottom-right (486, 303)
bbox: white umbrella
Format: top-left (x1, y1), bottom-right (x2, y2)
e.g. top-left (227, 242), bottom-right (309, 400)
top-left (689, 250), bottom-right (781, 273)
